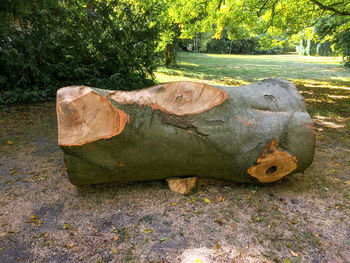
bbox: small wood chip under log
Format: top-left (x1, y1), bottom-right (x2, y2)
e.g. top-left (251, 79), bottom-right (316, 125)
top-left (57, 79), bottom-right (315, 190)
top-left (167, 177), bottom-right (197, 195)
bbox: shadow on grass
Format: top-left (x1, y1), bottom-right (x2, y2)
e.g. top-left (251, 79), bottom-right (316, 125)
top-left (295, 82), bottom-right (350, 119)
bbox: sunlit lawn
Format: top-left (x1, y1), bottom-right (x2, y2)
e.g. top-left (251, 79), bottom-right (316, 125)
top-left (155, 52), bottom-right (350, 127)
top-left (155, 52), bottom-right (350, 86)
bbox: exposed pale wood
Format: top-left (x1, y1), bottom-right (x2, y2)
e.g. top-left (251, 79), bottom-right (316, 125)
top-left (109, 81), bottom-right (227, 116)
top-left (57, 86), bottom-right (129, 146)
top-left (167, 177), bottom-right (197, 194)
top-left (247, 140), bottom-right (298, 183)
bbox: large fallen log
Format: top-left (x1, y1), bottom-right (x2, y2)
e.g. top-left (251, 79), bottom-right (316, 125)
top-left (57, 79), bottom-right (315, 187)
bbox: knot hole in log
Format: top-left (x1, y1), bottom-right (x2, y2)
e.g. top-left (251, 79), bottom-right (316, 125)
top-left (266, 165), bottom-right (277, 175)
top-left (247, 140), bottom-right (298, 183)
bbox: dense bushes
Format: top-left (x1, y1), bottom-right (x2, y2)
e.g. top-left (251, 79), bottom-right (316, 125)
top-left (0, 0), bottom-right (161, 104)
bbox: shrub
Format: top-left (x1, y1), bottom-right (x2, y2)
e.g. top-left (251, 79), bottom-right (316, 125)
top-left (0, 0), bottom-right (161, 105)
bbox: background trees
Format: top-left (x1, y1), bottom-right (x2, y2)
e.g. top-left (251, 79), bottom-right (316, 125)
top-left (167, 0), bottom-right (350, 64)
top-left (1, 0), bottom-right (349, 104)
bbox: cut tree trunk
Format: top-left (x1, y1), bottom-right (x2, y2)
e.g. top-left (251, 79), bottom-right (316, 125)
top-left (57, 79), bottom-right (315, 186)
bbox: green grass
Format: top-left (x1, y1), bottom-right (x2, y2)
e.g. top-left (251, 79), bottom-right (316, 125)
top-left (155, 52), bottom-right (350, 86)
top-left (155, 52), bottom-right (350, 121)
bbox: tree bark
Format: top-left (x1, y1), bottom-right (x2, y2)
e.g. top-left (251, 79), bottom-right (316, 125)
top-left (57, 79), bottom-right (315, 186)
top-left (165, 44), bottom-right (173, 66)
top-left (193, 33), bottom-right (199, 52)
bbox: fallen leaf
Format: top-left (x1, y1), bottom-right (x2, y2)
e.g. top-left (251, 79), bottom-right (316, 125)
top-left (7, 230), bottom-right (15, 233)
top-left (289, 249), bottom-right (298, 257)
top-left (113, 236), bottom-right (119, 241)
top-left (190, 196), bottom-right (197, 202)
top-left (0, 247), bottom-right (4, 251)
top-left (332, 169), bottom-right (336, 173)
top-left (159, 237), bottom-right (168, 242)
top-left (143, 229), bottom-right (153, 234)
top-left (66, 243), bottom-right (74, 249)
top-left (254, 216), bottom-right (264, 222)
top-left (217, 195), bottom-right (225, 202)
top-left (215, 244), bottom-right (220, 249)
top-left (141, 237), bottom-right (148, 245)
top-left (204, 198), bottom-right (211, 203)
top-left (283, 258), bottom-right (292, 263)
top-left (231, 224), bottom-right (237, 228)
top-left (172, 203), bottom-right (178, 206)
top-left (113, 249), bottom-right (119, 254)
top-left (7, 141), bottom-right (13, 145)
top-left (214, 219), bottom-right (224, 226)
top-left (63, 224), bottom-right (70, 230)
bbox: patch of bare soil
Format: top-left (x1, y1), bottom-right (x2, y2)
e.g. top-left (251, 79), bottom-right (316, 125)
top-left (0, 102), bottom-right (349, 263)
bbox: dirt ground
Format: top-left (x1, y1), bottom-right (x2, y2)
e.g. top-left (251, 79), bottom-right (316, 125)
top-left (0, 84), bottom-right (349, 262)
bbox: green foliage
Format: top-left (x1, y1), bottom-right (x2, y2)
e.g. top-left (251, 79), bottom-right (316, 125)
top-left (337, 31), bottom-right (350, 66)
top-left (198, 31), bottom-right (285, 55)
top-left (0, 0), bottom-right (161, 105)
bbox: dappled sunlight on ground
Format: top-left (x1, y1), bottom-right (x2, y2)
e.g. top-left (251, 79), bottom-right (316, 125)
top-left (295, 81), bottom-right (349, 120)
top-left (313, 116), bottom-right (346, 129)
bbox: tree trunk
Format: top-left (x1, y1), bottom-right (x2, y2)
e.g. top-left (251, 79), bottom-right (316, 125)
top-left (193, 33), bottom-right (199, 52)
top-left (165, 44), bottom-right (173, 66)
top-left (57, 79), bottom-right (315, 186)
